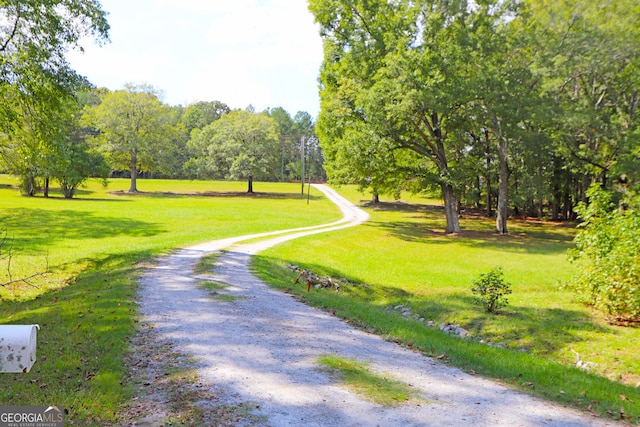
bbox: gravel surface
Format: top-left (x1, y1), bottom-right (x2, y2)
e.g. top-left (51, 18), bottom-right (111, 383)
top-left (138, 184), bottom-right (616, 426)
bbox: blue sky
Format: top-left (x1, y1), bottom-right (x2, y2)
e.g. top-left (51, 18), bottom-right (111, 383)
top-left (67, 0), bottom-right (324, 117)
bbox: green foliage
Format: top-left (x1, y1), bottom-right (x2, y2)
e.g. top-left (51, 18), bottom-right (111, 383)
top-left (82, 84), bottom-right (183, 192)
top-left (182, 100), bottom-right (230, 133)
top-left (567, 184), bottom-right (640, 322)
top-left (264, 108), bottom-right (323, 182)
top-left (52, 139), bottom-right (109, 198)
top-left (0, 1), bottom-right (109, 132)
top-left (471, 267), bottom-right (513, 313)
top-left (0, 92), bottom-right (92, 197)
top-left (187, 110), bottom-right (280, 191)
top-left (311, 0), bottom-right (640, 229)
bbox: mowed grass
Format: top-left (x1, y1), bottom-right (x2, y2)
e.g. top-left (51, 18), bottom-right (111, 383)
top-left (253, 185), bottom-right (640, 423)
top-left (0, 176), bottom-right (340, 425)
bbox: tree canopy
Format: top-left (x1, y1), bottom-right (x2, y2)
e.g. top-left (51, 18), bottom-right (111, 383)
top-left (82, 84), bottom-right (182, 192)
top-left (310, 0), bottom-right (640, 233)
top-left (188, 109), bottom-right (280, 193)
top-left (0, 1), bottom-right (109, 131)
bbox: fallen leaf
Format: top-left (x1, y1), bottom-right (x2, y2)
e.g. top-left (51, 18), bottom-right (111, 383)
top-left (436, 353), bottom-right (446, 359)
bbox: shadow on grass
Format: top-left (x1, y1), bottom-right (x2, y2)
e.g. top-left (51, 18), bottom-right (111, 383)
top-left (365, 200), bottom-right (575, 246)
top-left (363, 200), bottom-right (441, 213)
top-left (369, 220), bottom-right (572, 255)
top-left (0, 208), bottom-right (165, 252)
top-left (257, 256), bottom-right (610, 362)
top-left (110, 190), bottom-right (323, 201)
top-left (0, 250), bottom-right (151, 423)
top-left (426, 293), bottom-right (610, 354)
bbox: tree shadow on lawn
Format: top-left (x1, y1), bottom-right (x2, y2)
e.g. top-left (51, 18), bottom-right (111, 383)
top-left (352, 286), bottom-right (610, 358)
top-left (370, 220), bottom-right (572, 255)
top-left (0, 250), bottom-right (147, 420)
top-left (111, 190), bottom-right (323, 201)
top-left (441, 293), bottom-right (611, 355)
top-left (363, 200), bottom-right (440, 213)
top-left (0, 208), bottom-right (165, 253)
top-left (366, 200), bottom-right (575, 244)
top-left (266, 258), bottom-right (610, 358)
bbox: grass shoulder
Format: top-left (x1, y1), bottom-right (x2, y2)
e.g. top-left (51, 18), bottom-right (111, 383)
top-left (317, 354), bottom-right (425, 407)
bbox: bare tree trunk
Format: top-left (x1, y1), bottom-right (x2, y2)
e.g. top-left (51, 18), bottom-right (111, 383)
top-left (247, 176), bottom-right (254, 193)
top-left (128, 149), bottom-right (138, 193)
top-left (496, 136), bottom-right (509, 234)
top-left (44, 177), bottom-right (49, 198)
top-left (442, 183), bottom-right (461, 234)
top-left (485, 131), bottom-right (493, 217)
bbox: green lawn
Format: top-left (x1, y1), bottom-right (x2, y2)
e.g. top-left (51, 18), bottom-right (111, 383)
top-left (0, 176), bottom-right (340, 424)
top-left (253, 185), bottom-right (640, 423)
top-left (1, 177), bottom-right (638, 424)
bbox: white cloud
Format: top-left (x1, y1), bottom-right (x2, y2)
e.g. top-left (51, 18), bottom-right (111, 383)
top-left (67, 0), bottom-right (323, 115)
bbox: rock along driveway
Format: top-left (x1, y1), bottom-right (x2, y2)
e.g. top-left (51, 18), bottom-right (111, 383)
top-left (139, 184), bottom-right (615, 427)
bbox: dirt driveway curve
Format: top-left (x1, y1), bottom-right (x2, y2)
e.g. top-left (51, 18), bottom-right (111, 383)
top-left (138, 184), bottom-right (615, 427)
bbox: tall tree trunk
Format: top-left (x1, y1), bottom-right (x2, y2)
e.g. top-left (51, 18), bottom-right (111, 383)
top-left (496, 136), bottom-right (509, 234)
top-left (485, 131), bottom-right (493, 217)
top-left (474, 175), bottom-right (481, 209)
top-left (580, 173), bottom-right (590, 204)
top-left (247, 176), bottom-right (254, 193)
top-left (129, 149), bottom-right (138, 193)
top-left (551, 156), bottom-right (561, 221)
top-left (441, 183), bottom-right (461, 234)
top-left (410, 112), bottom-right (460, 233)
top-left (44, 177), bottom-right (49, 198)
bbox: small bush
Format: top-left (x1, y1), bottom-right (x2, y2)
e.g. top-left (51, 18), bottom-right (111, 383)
top-left (472, 266), bottom-right (512, 313)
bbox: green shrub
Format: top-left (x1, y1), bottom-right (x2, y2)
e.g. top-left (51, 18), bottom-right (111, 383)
top-left (471, 266), bottom-right (512, 313)
top-left (567, 184), bottom-right (640, 323)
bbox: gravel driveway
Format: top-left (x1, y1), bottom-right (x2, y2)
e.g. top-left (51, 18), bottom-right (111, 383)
top-left (138, 184), bottom-right (615, 426)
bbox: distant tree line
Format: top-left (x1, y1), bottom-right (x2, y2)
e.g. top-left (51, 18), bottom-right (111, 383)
top-left (1, 83), bottom-right (323, 196)
top-left (310, 0), bottom-right (640, 233)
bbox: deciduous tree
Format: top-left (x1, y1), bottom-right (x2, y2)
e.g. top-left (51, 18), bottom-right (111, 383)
top-left (182, 101), bottom-right (230, 134)
top-left (311, 0), bottom-right (520, 233)
top-left (0, 0), bottom-right (109, 132)
top-left (82, 84), bottom-right (179, 192)
top-left (188, 110), bottom-right (279, 193)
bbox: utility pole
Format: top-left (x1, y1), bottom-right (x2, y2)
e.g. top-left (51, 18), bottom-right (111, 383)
top-left (300, 135), bottom-right (306, 195)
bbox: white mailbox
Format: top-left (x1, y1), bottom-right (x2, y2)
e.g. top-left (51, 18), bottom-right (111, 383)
top-left (0, 325), bottom-right (40, 373)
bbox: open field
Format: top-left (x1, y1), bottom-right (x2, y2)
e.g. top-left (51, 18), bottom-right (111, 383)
top-left (254, 185), bottom-right (640, 423)
top-left (0, 176), bottom-right (340, 424)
